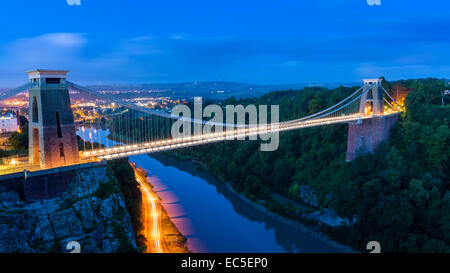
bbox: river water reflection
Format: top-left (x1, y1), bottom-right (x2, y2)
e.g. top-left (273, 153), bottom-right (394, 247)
top-left (77, 128), bottom-right (349, 253)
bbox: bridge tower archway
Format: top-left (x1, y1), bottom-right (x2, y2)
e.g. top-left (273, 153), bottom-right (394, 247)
top-left (359, 79), bottom-right (384, 116)
top-left (31, 127), bottom-right (40, 166)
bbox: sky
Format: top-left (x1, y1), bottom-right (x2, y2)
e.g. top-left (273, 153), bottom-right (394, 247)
top-left (0, 0), bottom-right (449, 86)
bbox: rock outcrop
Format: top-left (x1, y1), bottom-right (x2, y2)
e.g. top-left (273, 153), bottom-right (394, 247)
top-left (0, 166), bottom-right (138, 253)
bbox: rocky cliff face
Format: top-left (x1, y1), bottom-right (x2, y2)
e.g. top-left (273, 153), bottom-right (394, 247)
top-left (0, 167), bottom-right (139, 253)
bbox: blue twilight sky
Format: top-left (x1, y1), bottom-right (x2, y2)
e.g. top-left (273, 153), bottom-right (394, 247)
top-left (0, 0), bottom-right (449, 86)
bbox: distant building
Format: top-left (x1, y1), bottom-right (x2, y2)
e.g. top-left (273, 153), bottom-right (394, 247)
top-left (0, 112), bottom-right (18, 133)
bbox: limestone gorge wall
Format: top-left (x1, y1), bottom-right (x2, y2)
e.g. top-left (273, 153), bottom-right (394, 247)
top-left (0, 167), bottom-right (139, 253)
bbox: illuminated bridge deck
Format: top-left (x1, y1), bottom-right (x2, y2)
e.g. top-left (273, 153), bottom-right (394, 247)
top-left (83, 113), bottom-right (399, 161)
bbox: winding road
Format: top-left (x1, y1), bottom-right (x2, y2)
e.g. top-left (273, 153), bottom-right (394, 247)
top-left (135, 169), bottom-right (169, 253)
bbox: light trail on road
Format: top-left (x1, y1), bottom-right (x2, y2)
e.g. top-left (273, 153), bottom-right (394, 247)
top-left (135, 170), bottom-right (168, 253)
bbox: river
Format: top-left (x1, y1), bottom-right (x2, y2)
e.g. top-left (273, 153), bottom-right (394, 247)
top-left (77, 127), bottom-right (350, 253)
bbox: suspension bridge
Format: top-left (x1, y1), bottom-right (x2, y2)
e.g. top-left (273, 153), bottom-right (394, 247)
top-left (0, 70), bottom-right (404, 175)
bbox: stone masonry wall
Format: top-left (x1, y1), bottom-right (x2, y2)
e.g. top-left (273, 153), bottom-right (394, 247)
top-left (346, 114), bottom-right (399, 161)
top-left (0, 167), bottom-right (138, 253)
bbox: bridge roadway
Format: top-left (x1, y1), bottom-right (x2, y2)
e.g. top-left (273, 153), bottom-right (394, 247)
top-left (0, 113), bottom-right (400, 176)
top-left (83, 113), bottom-right (396, 161)
top-left (0, 155), bottom-right (99, 176)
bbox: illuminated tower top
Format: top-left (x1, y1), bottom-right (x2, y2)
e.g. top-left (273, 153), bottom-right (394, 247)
top-left (363, 78), bottom-right (382, 85)
top-left (26, 70), bottom-right (69, 85)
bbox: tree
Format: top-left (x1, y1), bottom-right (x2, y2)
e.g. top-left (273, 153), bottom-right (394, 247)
top-left (288, 183), bottom-right (299, 198)
top-left (8, 125), bottom-right (28, 150)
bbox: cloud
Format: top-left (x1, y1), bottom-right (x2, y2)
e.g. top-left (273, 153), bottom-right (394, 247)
top-left (0, 33), bottom-right (165, 85)
top-left (66, 0), bottom-right (81, 6)
top-left (0, 33), bottom-right (87, 84)
top-left (2, 33), bottom-right (86, 65)
top-left (170, 35), bottom-right (185, 40)
top-left (40, 33), bottom-right (86, 47)
top-left (131, 36), bottom-right (154, 42)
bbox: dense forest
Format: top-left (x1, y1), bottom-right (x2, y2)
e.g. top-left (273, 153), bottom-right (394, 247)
top-left (174, 78), bottom-right (449, 253)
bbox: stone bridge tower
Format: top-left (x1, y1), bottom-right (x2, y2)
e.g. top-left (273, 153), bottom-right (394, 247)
top-left (346, 79), bottom-right (399, 162)
top-left (27, 70), bottom-right (80, 168)
top-left (359, 79), bottom-right (384, 115)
